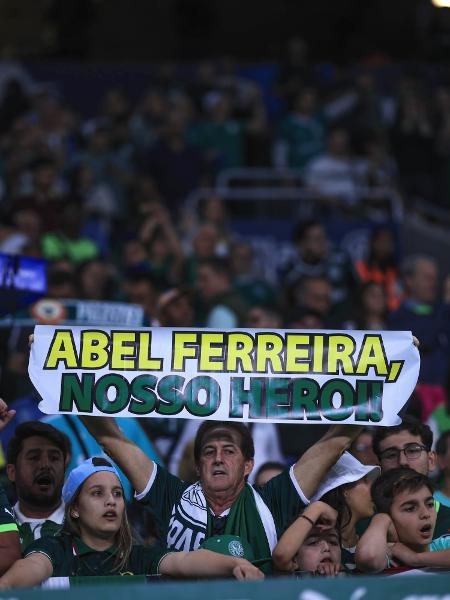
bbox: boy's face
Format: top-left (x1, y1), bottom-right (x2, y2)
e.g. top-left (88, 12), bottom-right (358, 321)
top-left (390, 485), bottom-right (436, 548)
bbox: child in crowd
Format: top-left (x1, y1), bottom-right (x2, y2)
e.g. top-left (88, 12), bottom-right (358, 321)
top-left (272, 500), bottom-right (342, 576)
top-left (356, 467), bottom-right (450, 573)
top-left (0, 457), bottom-right (263, 588)
top-left (273, 452), bottom-right (380, 575)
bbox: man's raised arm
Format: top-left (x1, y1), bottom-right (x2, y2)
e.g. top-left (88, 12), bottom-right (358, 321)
top-left (293, 424), bottom-right (363, 500)
top-left (79, 416), bottom-right (154, 494)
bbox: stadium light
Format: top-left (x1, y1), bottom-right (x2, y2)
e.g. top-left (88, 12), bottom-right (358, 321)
top-left (432, 0), bottom-right (450, 7)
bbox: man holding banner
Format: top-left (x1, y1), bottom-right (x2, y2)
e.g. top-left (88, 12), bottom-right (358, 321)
top-left (79, 415), bottom-right (362, 572)
top-left (29, 325), bottom-right (420, 572)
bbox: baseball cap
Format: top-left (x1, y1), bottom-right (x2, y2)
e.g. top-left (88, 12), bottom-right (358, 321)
top-left (310, 451), bottom-right (380, 502)
top-left (62, 457), bottom-right (121, 504)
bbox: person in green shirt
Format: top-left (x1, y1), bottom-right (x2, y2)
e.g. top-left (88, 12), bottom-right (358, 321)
top-left (80, 415), bottom-right (364, 573)
top-left (6, 419), bottom-right (70, 551)
top-left (0, 457), bottom-right (263, 588)
top-left (0, 401), bottom-right (21, 575)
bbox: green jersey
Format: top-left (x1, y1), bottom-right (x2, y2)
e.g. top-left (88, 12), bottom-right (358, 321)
top-left (138, 465), bottom-right (307, 560)
top-left (0, 484), bottom-right (18, 535)
top-left (25, 534), bottom-right (169, 577)
top-left (13, 501), bottom-right (64, 552)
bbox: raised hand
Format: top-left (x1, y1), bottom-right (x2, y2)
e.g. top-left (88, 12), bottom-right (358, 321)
top-left (0, 399), bottom-right (15, 432)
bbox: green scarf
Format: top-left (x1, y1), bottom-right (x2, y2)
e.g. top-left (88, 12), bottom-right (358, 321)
top-left (206, 484), bottom-right (272, 573)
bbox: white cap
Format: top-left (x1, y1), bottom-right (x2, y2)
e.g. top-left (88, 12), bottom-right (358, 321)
top-left (310, 451), bottom-right (380, 502)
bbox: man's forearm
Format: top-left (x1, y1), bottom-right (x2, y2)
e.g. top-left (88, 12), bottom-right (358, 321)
top-left (409, 549), bottom-right (450, 568)
top-left (356, 515), bottom-right (391, 573)
top-left (160, 549), bottom-right (260, 579)
top-left (293, 425), bottom-right (363, 499)
top-left (79, 416), bottom-right (154, 494)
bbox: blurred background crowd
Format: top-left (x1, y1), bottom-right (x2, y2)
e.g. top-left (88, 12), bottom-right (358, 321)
top-left (1, 0), bottom-right (450, 497)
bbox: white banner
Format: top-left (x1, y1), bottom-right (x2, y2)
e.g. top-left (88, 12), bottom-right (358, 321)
top-left (29, 325), bottom-right (420, 426)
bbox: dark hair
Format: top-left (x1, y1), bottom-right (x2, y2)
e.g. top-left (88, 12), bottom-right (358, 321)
top-left (198, 257), bottom-right (232, 279)
top-left (372, 416), bottom-right (433, 459)
top-left (292, 219), bottom-right (323, 245)
top-left (371, 467), bottom-right (434, 514)
top-left (436, 430), bottom-right (450, 457)
top-left (194, 421), bottom-right (254, 463)
top-left (7, 421), bottom-right (71, 465)
top-left (367, 227), bottom-right (396, 269)
top-left (321, 478), bottom-right (362, 533)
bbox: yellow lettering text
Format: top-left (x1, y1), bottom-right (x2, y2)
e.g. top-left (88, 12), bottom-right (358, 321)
top-left (45, 331), bottom-right (78, 368)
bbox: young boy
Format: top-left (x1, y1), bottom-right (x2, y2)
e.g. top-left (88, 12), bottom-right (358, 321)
top-left (356, 467), bottom-right (450, 573)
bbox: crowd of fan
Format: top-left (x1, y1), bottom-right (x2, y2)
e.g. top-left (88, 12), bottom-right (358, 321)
top-left (0, 52), bottom-right (450, 586)
top-left (1, 402), bottom-right (450, 585)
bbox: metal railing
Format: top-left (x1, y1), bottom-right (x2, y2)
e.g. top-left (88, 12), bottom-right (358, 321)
top-left (186, 167), bottom-right (404, 222)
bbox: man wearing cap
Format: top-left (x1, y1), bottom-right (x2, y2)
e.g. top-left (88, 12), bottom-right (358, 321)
top-left (6, 419), bottom-right (70, 550)
top-left (81, 415), bottom-right (363, 572)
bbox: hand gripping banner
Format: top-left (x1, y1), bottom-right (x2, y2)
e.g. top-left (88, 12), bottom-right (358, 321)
top-left (29, 325), bottom-right (420, 426)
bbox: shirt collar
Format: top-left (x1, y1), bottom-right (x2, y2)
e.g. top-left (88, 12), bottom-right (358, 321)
top-left (14, 500), bottom-right (65, 525)
top-left (73, 536), bottom-right (118, 557)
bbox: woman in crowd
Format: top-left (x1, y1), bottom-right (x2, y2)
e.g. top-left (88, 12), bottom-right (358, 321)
top-left (274, 452), bottom-right (379, 574)
top-left (0, 457), bottom-right (263, 588)
top-left (343, 281), bottom-right (388, 330)
top-left (320, 455), bottom-right (379, 571)
top-left (355, 227), bottom-right (401, 312)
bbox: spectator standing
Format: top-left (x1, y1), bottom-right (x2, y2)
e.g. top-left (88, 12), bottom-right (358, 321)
top-left (147, 109), bottom-right (206, 215)
top-left (79, 416), bottom-right (363, 572)
top-left (195, 257), bottom-right (248, 328)
top-left (304, 128), bottom-right (360, 208)
top-left (355, 227), bottom-right (401, 312)
top-left (188, 91), bottom-right (244, 169)
top-left (281, 219), bottom-right (356, 320)
top-left (388, 255), bottom-right (450, 420)
top-left (273, 87), bottom-right (326, 169)
top-left (391, 91), bottom-right (435, 203)
top-left (343, 282), bottom-right (388, 330)
top-left (41, 202), bottom-right (99, 264)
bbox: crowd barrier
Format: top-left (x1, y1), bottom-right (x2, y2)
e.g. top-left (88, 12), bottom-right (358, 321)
top-left (6, 572), bottom-right (450, 600)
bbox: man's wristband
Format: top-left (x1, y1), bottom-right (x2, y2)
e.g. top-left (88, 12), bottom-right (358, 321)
top-left (300, 514), bottom-right (315, 526)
